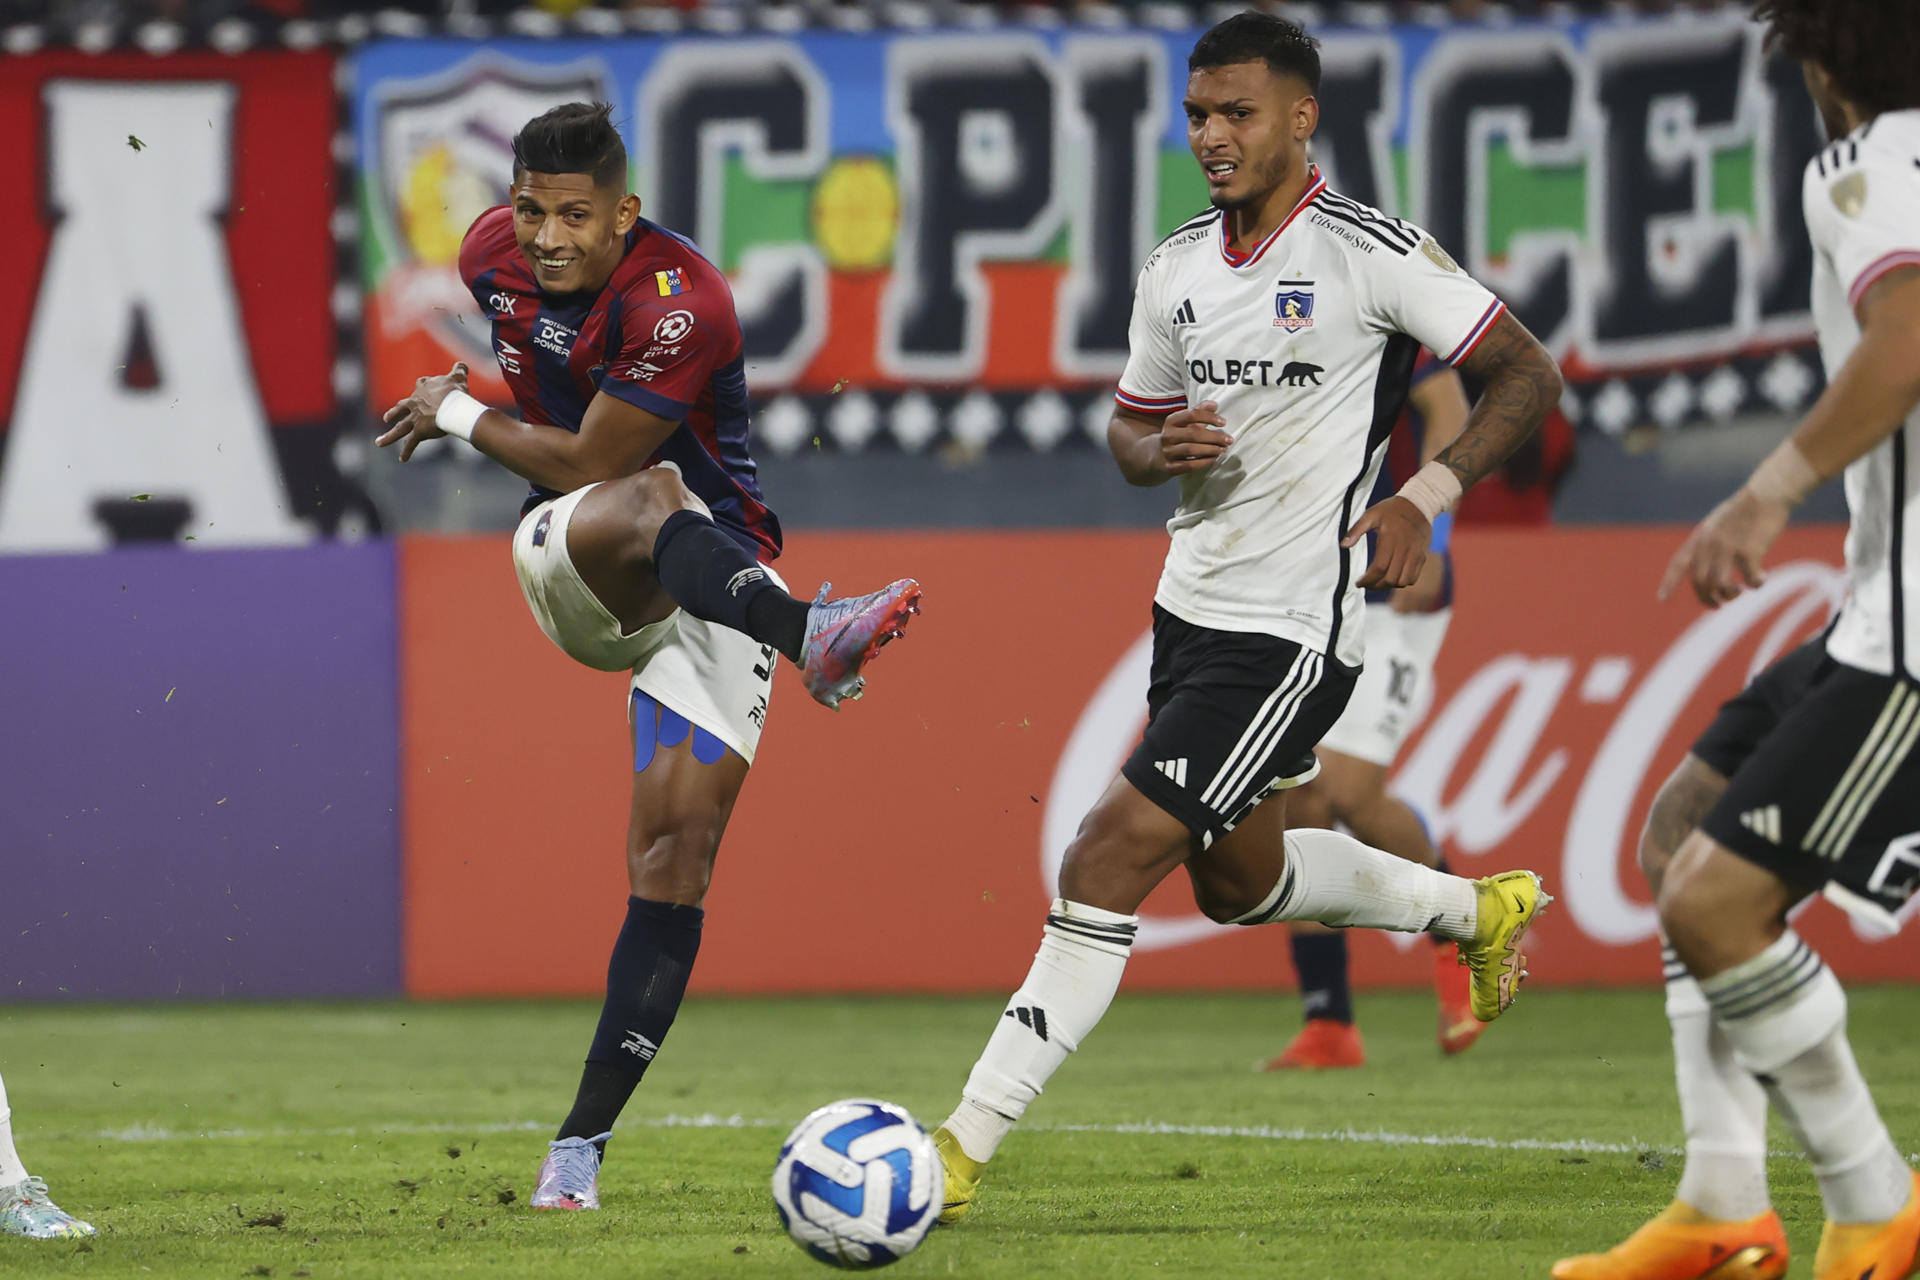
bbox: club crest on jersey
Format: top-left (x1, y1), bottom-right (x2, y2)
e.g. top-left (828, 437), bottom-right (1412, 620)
top-left (1273, 283), bottom-right (1315, 331)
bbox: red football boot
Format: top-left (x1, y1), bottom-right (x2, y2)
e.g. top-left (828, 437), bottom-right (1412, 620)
top-left (1262, 1018), bottom-right (1365, 1071)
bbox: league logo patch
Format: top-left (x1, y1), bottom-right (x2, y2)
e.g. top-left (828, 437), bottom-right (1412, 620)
top-left (653, 310), bottom-right (695, 344)
top-left (1830, 172), bottom-right (1866, 218)
top-left (654, 267), bottom-right (690, 297)
top-left (1420, 237), bottom-right (1461, 273)
top-left (1273, 283), bottom-right (1315, 331)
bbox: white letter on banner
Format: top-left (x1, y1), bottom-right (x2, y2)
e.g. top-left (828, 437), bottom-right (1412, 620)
top-left (0, 81), bottom-right (305, 552)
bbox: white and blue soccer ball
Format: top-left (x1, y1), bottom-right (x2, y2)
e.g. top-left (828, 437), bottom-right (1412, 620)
top-left (772, 1098), bottom-right (942, 1269)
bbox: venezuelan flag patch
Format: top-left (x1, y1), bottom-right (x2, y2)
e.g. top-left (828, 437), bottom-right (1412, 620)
top-left (655, 267), bottom-right (689, 297)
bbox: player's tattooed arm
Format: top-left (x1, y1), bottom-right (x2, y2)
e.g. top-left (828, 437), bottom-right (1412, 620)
top-left (1108, 402), bottom-right (1233, 486)
top-left (1346, 314), bottom-right (1558, 591)
top-left (1438, 310), bottom-right (1563, 492)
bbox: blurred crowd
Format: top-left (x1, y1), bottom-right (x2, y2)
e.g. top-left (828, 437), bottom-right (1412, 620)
top-left (0, 0), bottom-right (1753, 27)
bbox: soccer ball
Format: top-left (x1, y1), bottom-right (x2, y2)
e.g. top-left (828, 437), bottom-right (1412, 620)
top-left (771, 1098), bottom-right (942, 1269)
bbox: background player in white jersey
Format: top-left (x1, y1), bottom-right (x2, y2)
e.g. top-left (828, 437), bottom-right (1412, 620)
top-left (929, 13), bottom-right (1564, 1224)
top-left (1555, 4), bottom-right (1920, 1279)
top-left (1266, 353), bottom-right (1482, 1071)
top-left (0, 1071), bottom-right (92, 1239)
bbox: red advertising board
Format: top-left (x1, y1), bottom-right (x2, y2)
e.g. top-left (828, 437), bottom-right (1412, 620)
top-left (398, 525), bottom-right (1903, 998)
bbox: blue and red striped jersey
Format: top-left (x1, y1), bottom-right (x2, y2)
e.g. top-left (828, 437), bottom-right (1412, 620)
top-left (1365, 350), bottom-right (1455, 611)
top-left (458, 207), bottom-right (781, 562)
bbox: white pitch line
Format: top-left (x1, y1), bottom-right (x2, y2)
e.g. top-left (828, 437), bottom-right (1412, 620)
top-left (82, 1115), bottom-right (1919, 1164)
top-left (1047, 1121), bottom-right (1676, 1156)
top-left (62, 1115), bottom-right (1744, 1160)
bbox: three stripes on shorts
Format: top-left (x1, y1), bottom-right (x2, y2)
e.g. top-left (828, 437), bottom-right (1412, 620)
top-left (1804, 681), bottom-right (1920, 860)
top-left (1198, 649), bottom-right (1324, 817)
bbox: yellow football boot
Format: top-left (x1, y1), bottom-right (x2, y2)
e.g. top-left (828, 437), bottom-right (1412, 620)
top-left (1458, 870), bottom-right (1550, 1022)
top-left (1551, 1202), bottom-right (1789, 1280)
top-left (1814, 1171), bottom-right (1920, 1280)
top-left (932, 1126), bottom-right (983, 1226)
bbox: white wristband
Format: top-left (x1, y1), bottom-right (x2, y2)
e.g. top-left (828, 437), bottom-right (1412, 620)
top-left (1396, 459), bottom-right (1463, 522)
top-left (435, 388), bottom-right (487, 443)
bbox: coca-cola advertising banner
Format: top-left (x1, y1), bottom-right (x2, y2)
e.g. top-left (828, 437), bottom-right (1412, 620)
top-left (398, 523), bottom-right (1898, 999)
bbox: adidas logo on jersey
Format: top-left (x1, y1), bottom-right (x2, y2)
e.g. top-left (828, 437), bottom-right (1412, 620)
top-left (1171, 299), bottom-right (1197, 327)
top-left (1739, 805), bottom-right (1783, 844)
top-left (1153, 758), bottom-right (1189, 787)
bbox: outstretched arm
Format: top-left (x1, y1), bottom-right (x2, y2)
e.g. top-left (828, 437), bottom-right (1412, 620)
top-left (1346, 311), bottom-right (1562, 589)
top-left (1662, 267), bottom-right (1920, 607)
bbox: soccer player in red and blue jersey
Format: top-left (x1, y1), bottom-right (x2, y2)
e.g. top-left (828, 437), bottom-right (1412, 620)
top-left (377, 103), bottom-right (921, 1211)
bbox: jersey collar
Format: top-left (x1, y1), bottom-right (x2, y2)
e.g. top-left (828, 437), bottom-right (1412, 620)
top-left (1219, 166), bottom-right (1326, 270)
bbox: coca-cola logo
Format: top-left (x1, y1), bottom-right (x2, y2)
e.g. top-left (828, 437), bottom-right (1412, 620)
top-left (1041, 561), bottom-right (1884, 955)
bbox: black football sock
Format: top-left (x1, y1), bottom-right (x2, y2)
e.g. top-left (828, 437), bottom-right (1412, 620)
top-left (556, 896), bottom-right (704, 1145)
top-left (1429, 854), bottom-right (1453, 946)
top-left (1290, 930), bottom-right (1354, 1025)
top-left (651, 510), bottom-right (809, 662)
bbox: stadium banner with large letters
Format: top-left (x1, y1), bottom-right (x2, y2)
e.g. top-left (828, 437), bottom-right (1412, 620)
top-left (397, 523), bottom-right (1910, 999)
top-left (0, 49), bottom-right (374, 556)
top-left (353, 11), bottom-right (1825, 456)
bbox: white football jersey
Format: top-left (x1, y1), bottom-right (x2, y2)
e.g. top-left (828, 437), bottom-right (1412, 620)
top-left (1116, 168), bottom-right (1502, 668)
top-left (1804, 110), bottom-right (1920, 681)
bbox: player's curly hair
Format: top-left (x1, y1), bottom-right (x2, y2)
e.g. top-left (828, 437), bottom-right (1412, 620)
top-left (1750, 0), bottom-right (1920, 118)
top-left (1189, 11), bottom-right (1321, 94)
top-left (511, 101), bottom-right (628, 191)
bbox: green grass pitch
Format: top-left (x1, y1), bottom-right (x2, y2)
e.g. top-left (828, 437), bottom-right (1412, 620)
top-left (2, 988), bottom-right (1915, 1278)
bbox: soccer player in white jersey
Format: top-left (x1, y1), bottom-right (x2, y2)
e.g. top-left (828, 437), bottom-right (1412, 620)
top-left (0, 1071), bottom-right (93, 1239)
top-left (1554, 4), bottom-right (1920, 1279)
top-left (928, 12), bottom-right (1564, 1224)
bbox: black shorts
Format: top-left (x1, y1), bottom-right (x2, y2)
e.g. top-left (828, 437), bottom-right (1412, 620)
top-left (1691, 637), bottom-right (1832, 778)
top-left (1122, 606), bottom-right (1358, 846)
top-left (1697, 640), bottom-right (1920, 917)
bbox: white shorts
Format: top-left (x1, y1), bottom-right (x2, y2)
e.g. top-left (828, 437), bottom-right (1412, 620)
top-left (511, 481), bottom-right (777, 765)
top-left (1317, 605), bottom-right (1452, 768)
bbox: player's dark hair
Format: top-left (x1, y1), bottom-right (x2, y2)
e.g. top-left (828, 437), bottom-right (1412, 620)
top-left (1189, 12), bottom-right (1321, 94)
top-left (511, 101), bottom-right (628, 191)
top-left (1751, 0), bottom-right (1920, 117)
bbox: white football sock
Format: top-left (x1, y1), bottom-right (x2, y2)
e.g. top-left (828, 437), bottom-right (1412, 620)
top-left (1230, 828), bottom-right (1478, 941)
top-left (0, 1072), bottom-right (28, 1186)
top-left (1702, 931), bottom-right (1912, 1224)
top-left (942, 900), bottom-right (1137, 1164)
top-left (1665, 943), bottom-right (1771, 1219)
